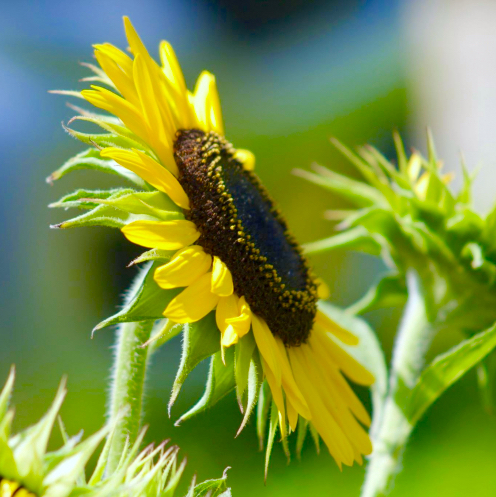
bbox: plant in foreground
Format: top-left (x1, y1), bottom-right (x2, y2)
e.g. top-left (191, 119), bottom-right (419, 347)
top-left (297, 133), bottom-right (496, 496)
top-left (0, 368), bottom-right (230, 497)
top-left (49, 16), bottom-right (375, 476)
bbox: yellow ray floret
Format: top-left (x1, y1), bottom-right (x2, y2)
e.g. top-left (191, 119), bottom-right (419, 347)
top-left (122, 220), bottom-right (200, 250)
top-left (154, 245), bottom-right (212, 289)
top-left (100, 148), bottom-right (190, 209)
top-left (164, 272), bottom-right (220, 322)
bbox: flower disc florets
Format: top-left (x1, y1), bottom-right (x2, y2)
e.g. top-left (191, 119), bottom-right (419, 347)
top-left (174, 129), bottom-right (318, 346)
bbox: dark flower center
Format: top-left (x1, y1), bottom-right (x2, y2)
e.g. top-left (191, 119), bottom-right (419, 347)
top-left (174, 129), bottom-right (317, 346)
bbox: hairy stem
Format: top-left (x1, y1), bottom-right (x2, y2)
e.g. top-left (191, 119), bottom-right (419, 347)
top-left (361, 271), bottom-right (434, 497)
top-left (106, 268), bottom-right (153, 474)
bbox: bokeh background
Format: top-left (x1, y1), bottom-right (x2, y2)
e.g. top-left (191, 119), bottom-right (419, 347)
top-left (2, 0), bottom-right (496, 494)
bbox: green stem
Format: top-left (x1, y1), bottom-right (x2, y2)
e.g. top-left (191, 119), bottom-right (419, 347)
top-left (106, 269), bottom-right (153, 474)
top-left (361, 271), bottom-right (435, 497)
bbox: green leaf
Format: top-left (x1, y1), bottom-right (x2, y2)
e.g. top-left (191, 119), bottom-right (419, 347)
top-left (302, 226), bottom-right (383, 256)
top-left (192, 467), bottom-right (230, 497)
top-left (347, 273), bottom-right (407, 315)
top-left (168, 313), bottom-right (221, 413)
top-left (237, 349), bottom-right (264, 436)
top-left (176, 347), bottom-right (235, 425)
top-left (318, 302), bottom-right (388, 428)
top-left (404, 320), bottom-right (496, 425)
top-left (47, 148), bottom-right (145, 187)
top-left (93, 262), bottom-right (181, 331)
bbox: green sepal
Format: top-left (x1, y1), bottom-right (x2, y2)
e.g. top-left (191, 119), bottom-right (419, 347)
top-left (461, 243), bottom-right (496, 284)
top-left (63, 122), bottom-right (148, 154)
top-left (236, 349), bottom-right (264, 436)
top-left (176, 348), bottom-right (235, 425)
top-left (128, 248), bottom-right (174, 267)
top-left (308, 423), bottom-right (321, 454)
top-left (168, 313), bottom-right (221, 414)
top-left (68, 115), bottom-right (152, 152)
top-left (264, 401), bottom-right (279, 482)
top-left (49, 188), bottom-right (134, 210)
top-left (93, 262), bottom-right (181, 331)
top-left (295, 417), bottom-right (309, 458)
top-left (52, 191), bottom-right (183, 230)
top-left (347, 272), bottom-right (407, 315)
top-left (234, 332), bottom-right (257, 406)
top-left (10, 381), bottom-right (67, 491)
top-left (191, 467), bottom-right (231, 497)
top-left (47, 148), bottom-right (145, 187)
top-left (399, 320), bottom-right (496, 426)
top-left (256, 381), bottom-right (272, 451)
top-left (293, 166), bottom-right (381, 207)
top-left (82, 190), bottom-right (183, 219)
top-left (295, 417), bottom-right (320, 457)
top-left (302, 226), bottom-right (384, 256)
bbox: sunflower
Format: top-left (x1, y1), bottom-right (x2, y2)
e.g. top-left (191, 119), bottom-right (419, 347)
top-left (51, 17), bottom-right (374, 470)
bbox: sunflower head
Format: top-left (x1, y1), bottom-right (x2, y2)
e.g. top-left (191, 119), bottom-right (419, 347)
top-left (50, 17), bottom-right (374, 473)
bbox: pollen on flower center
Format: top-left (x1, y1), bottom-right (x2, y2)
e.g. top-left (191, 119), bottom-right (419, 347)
top-left (174, 129), bottom-right (318, 346)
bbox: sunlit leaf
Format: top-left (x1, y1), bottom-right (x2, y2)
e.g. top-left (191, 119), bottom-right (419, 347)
top-left (404, 321), bottom-right (496, 425)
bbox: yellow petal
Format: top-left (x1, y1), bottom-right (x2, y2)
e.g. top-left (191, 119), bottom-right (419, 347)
top-left (163, 272), bottom-right (219, 323)
top-left (311, 327), bottom-right (374, 386)
top-left (316, 278), bottom-right (330, 299)
top-left (216, 294), bottom-right (239, 333)
top-left (251, 314), bottom-right (281, 385)
top-left (123, 16), bottom-right (151, 60)
top-left (94, 49), bottom-right (139, 107)
top-left (261, 354), bottom-right (286, 436)
top-left (274, 337), bottom-right (311, 420)
top-left (233, 149), bottom-right (255, 171)
top-left (221, 326), bottom-right (239, 347)
top-left (122, 220), bottom-right (200, 250)
top-left (82, 86), bottom-right (148, 141)
top-left (315, 309), bottom-right (359, 346)
top-left (310, 345), bottom-right (373, 456)
top-left (192, 71), bottom-right (224, 135)
top-left (159, 40), bottom-right (187, 95)
top-left (100, 148), bottom-right (189, 208)
top-left (211, 256), bottom-right (234, 296)
top-left (94, 43), bottom-right (133, 77)
top-left (154, 246), bottom-right (211, 289)
top-left (290, 347), bottom-right (355, 467)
